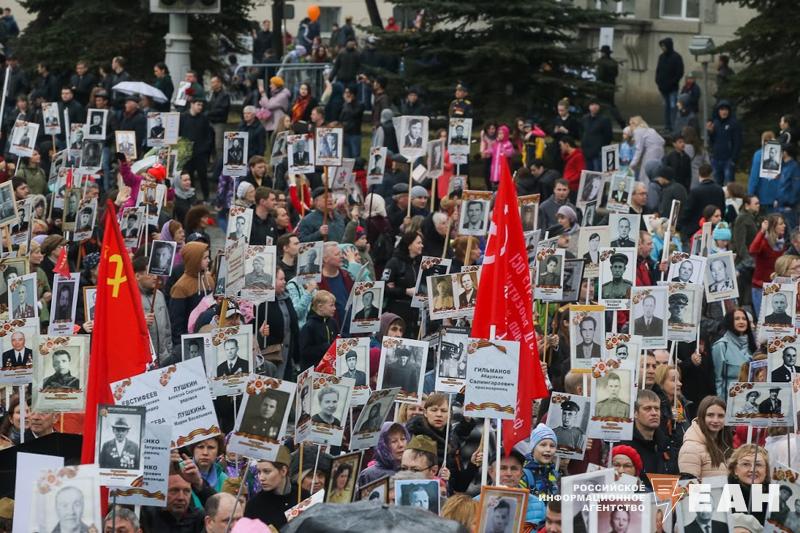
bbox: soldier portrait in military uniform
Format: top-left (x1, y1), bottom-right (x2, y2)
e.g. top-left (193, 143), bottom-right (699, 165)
top-left (239, 389), bottom-right (290, 440)
top-left (548, 394), bottom-right (590, 459)
top-left (244, 252), bottom-right (274, 290)
top-left (10, 276), bottom-right (36, 320)
top-left (668, 292), bottom-right (691, 325)
top-left (537, 255), bottom-right (563, 287)
top-left (337, 347), bottom-right (368, 387)
top-left (594, 370), bottom-right (632, 419)
top-left (600, 250), bottom-right (634, 308)
top-left (608, 215), bottom-right (639, 249)
top-left (42, 348), bottom-right (82, 390)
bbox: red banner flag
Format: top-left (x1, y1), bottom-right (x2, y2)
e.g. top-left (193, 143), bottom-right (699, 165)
top-left (471, 155), bottom-right (549, 453)
top-left (54, 246), bottom-right (70, 278)
top-left (80, 201), bottom-right (152, 466)
top-left (314, 335), bottom-right (341, 375)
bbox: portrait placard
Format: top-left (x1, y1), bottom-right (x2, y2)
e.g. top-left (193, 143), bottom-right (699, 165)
top-left (598, 247), bottom-right (634, 310)
top-left (577, 170), bottom-right (606, 208)
top-left (667, 252), bottom-right (706, 285)
top-left (112, 357), bottom-right (220, 448)
top-left (569, 305), bottom-right (606, 370)
top-left (325, 451), bottom-right (362, 504)
top-left (761, 140), bottom-right (783, 179)
top-left (9, 199), bottom-right (31, 247)
top-left (351, 388), bottom-right (400, 450)
top-left (349, 281), bottom-right (384, 335)
top-left (48, 273), bottom-right (80, 336)
top-left (427, 138), bottom-right (445, 179)
top-left (767, 336), bottom-right (800, 383)
top-left (608, 213), bottom-right (640, 249)
top-left (675, 476), bottom-right (732, 533)
top-left (587, 359), bottom-right (635, 441)
top-left (518, 194), bottom-right (540, 233)
top-left (33, 334), bottom-right (88, 412)
top-left (315, 127), bottom-right (343, 167)
top-left (592, 495), bottom-right (651, 533)
top-left (577, 226), bottom-right (610, 279)
top-left (0, 257), bottom-right (29, 299)
top-left (476, 486), bottom-right (528, 533)
top-left (181, 332), bottom-right (211, 366)
top-left (561, 469), bottom-right (615, 533)
top-left (9, 120), bottom-right (38, 158)
top-left (447, 117), bottom-right (472, 162)
top-left (79, 139), bottom-right (102, 171)
top-left (147, 240), bottom-right (177, 277)
top-left (704, 251), bottom-right (739, 302)
top-left (412, 256), bottom-right (451, 308)
top-left (377, 337), bottom-right (429, 403)
top-left (327, 158), bottom-right (356, 192)
top-left (561, 259), bottom-right (585, 303)
top-left (96, 403), bottom-right (146, 486)
top-left (394, 479), bottom-right (439, 514)
top-left (601, 144), bottom-right (619, 173)
top-left (335, 337), bottom-right (371, 405)
top-left (759, 282), bottom-right (797, 338)
top-left (435, 331), bottom-right (469, 394)
top-left (629, 286), bottom-right (668, 349)
top-left (296, 372), bottom-right (354, 447)
top-left (427, 269), bottom-right (480, 320)
top-left (227, 205), bottom-right (253, 243)
top-left (271, 131), bottom-right (288, 166)
top-left (665, 282), bottom-right (702, 342)
top-left (115, 130), bottom-right (137, 160)
top-left (120, 207), bottom-right (144, 249)
top-left (285, 490), bottom-right (326, 523)
top-left (111, 423), bottom-right (170, 507)
top-left (223, 131), bottom-right (249, 177)
top-left (0, 320), bottom-right (36, 385)
top-left (458, 190), bottom-right (492, 236)
top-left (366, 146), bottom-right (388, 186)
top-left (603, 333), bottom-right (642, 366)
top-left (28, 466), bottom-right (100, 533)
top-left (207, 326), bottom-right (253, 396)
top-left (606, 171), bottom-right (634, 213)
top-left (464, 339), bottom-right (520, 420)
top-left (72, 198), bottom-right (97, 242)
top-left (0, 181), bottom-right (18, 228)
top-left (146, 111), bottom-right (179, 147)
top-left (224, 237), bottom-right (246, 297)
top-left (765, 467), bottom-right (800, 531)
top-left (395, 115), bottom-right (429, 160)
top-left (725, 382), bottom-right (792, 428)
top-left (534, 247), bottom-right (565, 301)
top-left (241, 245), bottom-right (277, 302)
top-left (8, 272), bottom-right (37, 322)
top-left (287, 133), bottom-right (315, 174)
top-left (358, 475), bottom-right (389, 503)
top-left (228, 375), bottom-right (296, 461)
top-left (296, 241), bottom-right (323, 283)
top-left (547, 392), bottom-right (591, 461)
top-left (42, 102), bottom-right (61, 135)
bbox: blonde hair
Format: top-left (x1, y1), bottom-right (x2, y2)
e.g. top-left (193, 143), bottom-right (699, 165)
top-left (396, 396), bottom-right (427, 423)
top-left (629, 116), bottom-right (649, 129)
top-left (440, 494), bottom-right (479, 531)
top-left (311, 290), bottom-right (335, 314)
top-left (654, 364), bottom-right (678, 389)
top-left (728, 444), bottom-right (770, 483)
top-left (773, 254), bottom-right (800, 278)
top-left (762, 130), bottom-right (776, 143)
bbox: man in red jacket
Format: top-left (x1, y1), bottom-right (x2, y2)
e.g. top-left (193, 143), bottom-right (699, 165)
top-left (559, 136), bottom-right (585, 201)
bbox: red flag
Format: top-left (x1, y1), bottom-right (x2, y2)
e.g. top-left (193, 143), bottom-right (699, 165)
top-left (80, 201), bottom-right (151, 466)
top-left (54, 246), bottom-right (70, 277)
top-left (471, 155), bottom-right (549, 454)
top-left (314, 335), bottom-right (341, 375)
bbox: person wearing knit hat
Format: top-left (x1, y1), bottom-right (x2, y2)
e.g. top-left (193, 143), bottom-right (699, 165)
top-left (235, 181), bottom-right (255, 207)
top-left (611, 444), bottom-right (643, 480)
top-left (245, 445), bottom-right (308, 529)
top-left (731, 513), bottom-right (763, 533)
top-left (555, 204), bottom-right (579, 236)
top-left (712, 223), bottom-right (732, 254)
top-left (270, 76), bottom-right (284, 89)
top-left (410, 185), bottom-right (429, 200)
top-left (147, 163), bottom-right (166, 182)
top-left (519, 423), bottom-right (560, 529)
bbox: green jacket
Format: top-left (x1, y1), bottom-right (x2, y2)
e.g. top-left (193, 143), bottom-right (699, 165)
top-left (19, 165), bottom-right (47, 196)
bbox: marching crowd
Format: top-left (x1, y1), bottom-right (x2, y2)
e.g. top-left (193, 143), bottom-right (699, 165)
top-left (0, 9), bottom-right (795, 533)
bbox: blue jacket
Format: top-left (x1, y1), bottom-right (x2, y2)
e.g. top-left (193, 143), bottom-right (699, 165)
top-left (709, 101), bottom-right (742, 162)
top-left (749, 148), bottom-right (782, 209)
top-left (778, 158), bottom-right (800, 208)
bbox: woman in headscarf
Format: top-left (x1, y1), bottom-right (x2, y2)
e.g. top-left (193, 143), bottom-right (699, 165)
top-left (172, 171), bottom-right (197, 225)
top-left (159, 220), bottom-right (186, 269)
top-left (235, 181), bottom-right (256, 209)
top-left (356, 421), bottom-right (410, 488)
top-left (168, 241), bottom-right (215, 347)
top-left (489, 125), bottom-right (514, 189)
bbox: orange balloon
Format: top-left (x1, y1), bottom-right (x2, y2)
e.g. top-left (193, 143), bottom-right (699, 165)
top-left (308, 5), bottom-right (320, 22)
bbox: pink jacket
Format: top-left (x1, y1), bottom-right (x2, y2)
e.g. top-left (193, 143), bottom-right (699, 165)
top-left (490, 126), bottom-right (514, 183)
top-left (120, 162), bottom-right (142, 209)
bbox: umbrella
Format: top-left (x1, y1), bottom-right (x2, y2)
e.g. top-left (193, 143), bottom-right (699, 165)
top-left (130, 155), bottom-right (159, 175)
top-left (280, 501), bottom-right (469, 533)
top-left (111, 81), bottom-right (169, 103)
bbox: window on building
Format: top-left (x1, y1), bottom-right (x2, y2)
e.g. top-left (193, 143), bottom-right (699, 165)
top-left (660, 0), bottom-right (700, 19)
top-left (596, 0), bottom-right (635, 15)
top-left (318, 7), bottom-right (340, 34)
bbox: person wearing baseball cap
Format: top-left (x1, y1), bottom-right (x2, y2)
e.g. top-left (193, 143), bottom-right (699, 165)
top-left (244, 445), bottom-right (305, 529)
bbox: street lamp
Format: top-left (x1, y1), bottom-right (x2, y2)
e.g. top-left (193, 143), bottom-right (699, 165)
top-left (688, 35), bottom-right (716, 146)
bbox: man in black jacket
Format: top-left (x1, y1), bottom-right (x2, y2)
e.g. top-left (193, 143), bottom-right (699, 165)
top-left (141, 464), bottom-right (213, 532)
top-left (580, 99), bottom-right (612, 172)
top-left (69, 61), bottom-right (97, 107)
top-left (680, 163), bottom-right (724, 237)
top-left (662, 135), bottom-right (692, 189)
top-left (331, 39), bottom-right (361, 85)
top-left (340, 86), bottom-right (364, 159)
top-left (207, 75), bottom-right (230, 165)
top-left (621, 389), bottom-right (677, 487)
top-left (58, 86), bottom-right (85, 141)
top-left (118, 95), bottom-right (147, 153)
top-left (655, 37), bottom-right (684, 133)
top-left (239, 105), bottom-right (265, 160)
top-left (179, 97), bottom-right (214, 199)
top-left (34, 62), bottom-right (60, 102)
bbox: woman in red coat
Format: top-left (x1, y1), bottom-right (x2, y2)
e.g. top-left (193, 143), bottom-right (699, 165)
top-left (749, 213), bottom-right (787, 317)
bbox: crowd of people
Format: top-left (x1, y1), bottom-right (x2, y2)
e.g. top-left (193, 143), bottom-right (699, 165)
top-left (0, 7), bottom-right (794, 533)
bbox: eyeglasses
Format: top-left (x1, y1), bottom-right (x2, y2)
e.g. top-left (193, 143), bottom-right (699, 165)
top-left (400, 465), bottom-right (432, 473)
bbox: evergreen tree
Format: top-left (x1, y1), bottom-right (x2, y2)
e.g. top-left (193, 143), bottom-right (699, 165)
top-left (15, 0), bottom-right (255, 80)
top-left (372, 0), bottom-right (614, 120)
top-left (716, 0), bottom-right (800, 140)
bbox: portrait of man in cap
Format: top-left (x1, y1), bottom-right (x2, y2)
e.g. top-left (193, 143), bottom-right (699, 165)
top-left (758, 387), bottom-right (782, 415)
top-left (668, 293), bottom-right (690, 325)
top-left (450, 124), bottom-right (468, 145)
top-left (602, 253), bottom-right (632, 300)
top-left (99, 416), bottom-right (141, 470)
top-left (553, 399), bottom-right (586, 452)
top-left (244, 254), bottom-right (273, 289)
top-left (298, 246), bottom-right (321, 275)
top-left (340, 349), bottom-right (367, 386)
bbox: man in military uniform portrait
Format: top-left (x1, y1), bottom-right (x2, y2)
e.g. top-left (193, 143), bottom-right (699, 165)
top-left (610, 217), bottom-right (635, 248)
top-left (758, 387), bottom-right (783, 415)
top-left (99, 416), bottom-right (141, 470)
top-left (42, 349), bottom-right (80, 390)
top-left (240, 392), bottom-right (284, 440)
top-left (448, 83), bottom-right (473, 118)
top-left (450, 124), bottom-right (468, 145)
top-left (340, 349), bottom-right (367, 386)
top-left (602, 253), bottom-right (632, 300)
top-left (668, 293), bottom-right (690, 325)
top-left (595, 372), bottom-right (630, 418)
top-left (12, 282), bottom-right (34, 319)
top-left (538, 256), bottom-right (561, 287)
top-left (553, 400), bottom-right (586, 452)
top-left (765, 292), bottom-right (793, 326)
top-left (244, 255), bottom-right (273, 289)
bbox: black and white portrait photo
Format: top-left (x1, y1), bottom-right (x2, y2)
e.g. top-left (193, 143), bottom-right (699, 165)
top-left (242, 246), bottom-right (276, 300)
top-left (29, 466), bottom-right (100, 533)
top-left (454, 271), bottom-right (479, 310)
top-left (354, 392), bottom-right (393, 435)
top-left (1, 328), bottom-right (33, 369)
top-left (75, 202), bottom-right (97, 235)
top-left (147, 112), bottom-right (165, 142)
top-left (51, 276), bottom-right (78, 323)
top-left (85, 109), bottom-right (107, 140)
top-left (561, 259), bottom-right (585, 303)
top-left (599, 248), bottom-right (635, 310)
top-left (353, 288), bottom-right (380, 321)
top-left (239, 388), bottom-right (290, 440)
top-left (427, 139), bottom-right (444, 178)
top-left (606, 172), bottom-right (633, 212)
top-left (62, 187), bottom-right (81, 231)
top-left (337, 346), bottom-right (369, 387)
top-left (227, 207), bottom-right (253, 243)
top-left (768, 340), bottom-right (800, 383)
top-left (594, 499), bottom-right (649, 533)
top-left (704, 252), bottom-right (739, 302)
top-left (577, 226), bottom-right (610, 278)
top-left (395, 479), bottom-right (440, 514)
top-left (9, 120), bottom-right (38, 157)
top-left (449, 121), bottom-right (470, 146)
top-left (448, 117), bottom-right (472, 160)
top-left (593, 368), bottom-right (633, 419)
top-left (0, 181), bottom-right (18, 227)
top-left (223, 132), bottom-right (249, 177)
top-left (378, 338), bottom-right (428, 402)
top-left (667, 254), bottom-right (705, 285)
top-left (311, 382), bottom-right (350, 428)
top-left (412, 257), bottom-right (451, 307)
top-left (546, 393), bottom-right (590, 460)
top-left (42, 102), bottom-right (61, 135)
top-left (630, 287), bottom-right (668, 349)
top-left (350, 282), bottom-right (385, 333)
top-left (40, 345), bottom-right (81, 391)
top-left (215, 334), bottom-right (250, 377)
top-left (725, 382), bottom-right (791, 427)
top-left (181, 333), bottom-right (209, 362)
top-left (759, 283), bottom-right (796, 335)
top-left (760, 140), bottom-right (783, 179)
top-left (147, 240), bottom-right (177, 277)
top-left (569, 307), bottom-right (604, 367)
top-left (121, 208), bottom-right (142, 241)
top-left (297, 242), bottom-right (323, 278)
top-left (367, 146), bottom-right (387, 184)
top-left (601, 144), bottom-right (618, 173)
top-left (478, 491), bottom-right (527, 533)
top-left (676, 479), bottom-right (731, 533)
top-left (608, 214), bottom-right (640, 249)
top-left (395, 115), bottom-right (429, 159)
top-left (8, 273), bottom-right (36, 320)
top-left (458, 198), bottom-right (490, 236)
top-left (403, 118), bottom-right (424, 148)
top-left (438, 333), bottom-right (467, 381)
top-left (271, 131), bottom-right (288, 165)
top-left (115, 130), bottom-right (137, 161)
top-left (315, 127), bottom-right (343, 166)
top-left (519, 201), bottom-right (538, 233)
top-left (666, 285), bottom-right (701, 340)
top-left (96, 405), bottom-right (144, 471)
top-left (287, 133), bottom-right (315, 174)
top-left (577, 170), bottom-right (604, 207)
top-left (536, 254), bottom-right (563, 287)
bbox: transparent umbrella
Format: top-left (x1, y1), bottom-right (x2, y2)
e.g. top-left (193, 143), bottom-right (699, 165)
top-left (111, 81), bottom-right (168, 103)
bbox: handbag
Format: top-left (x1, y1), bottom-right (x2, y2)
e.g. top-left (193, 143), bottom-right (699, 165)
top-left (261, 343), bottom-right (283, 364)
